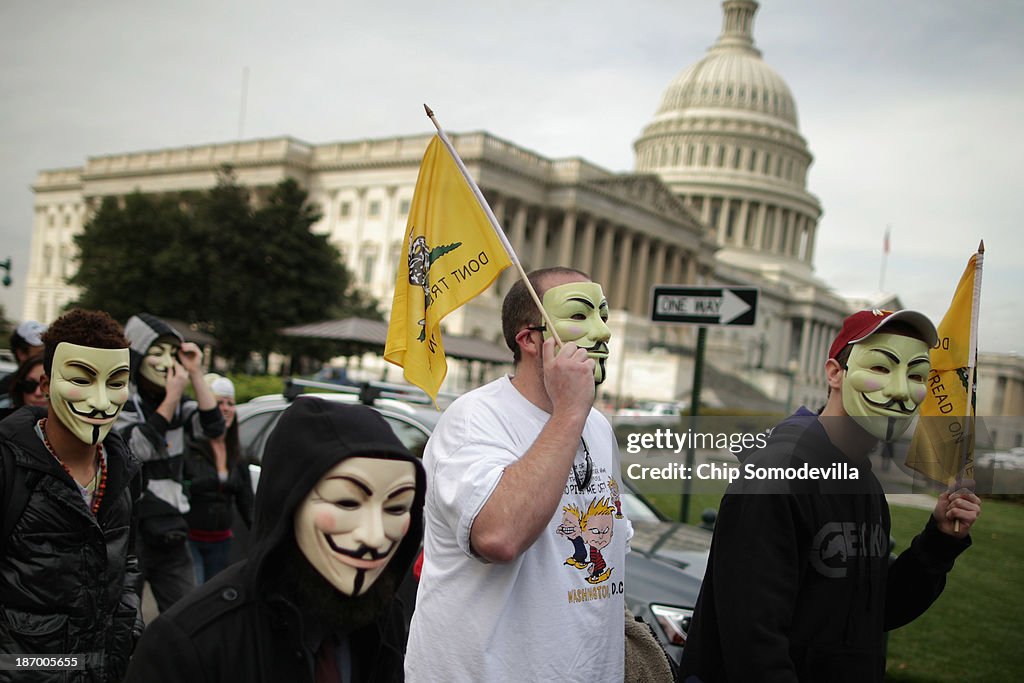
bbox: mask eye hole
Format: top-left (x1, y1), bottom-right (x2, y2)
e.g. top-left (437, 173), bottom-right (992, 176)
top-left (333, 500), bottom-right (360, 511)
top-left (870, 365), bottom-right (890, 374)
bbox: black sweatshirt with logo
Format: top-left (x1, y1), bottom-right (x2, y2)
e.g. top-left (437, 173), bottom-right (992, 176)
top-left (680, 407), bottom-right (972, 683)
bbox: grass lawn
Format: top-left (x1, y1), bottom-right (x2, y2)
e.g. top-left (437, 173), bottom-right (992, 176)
top-left (885, 497), bottom-right (1024, 682)
top-left (645, 491), bottom-right (1024, 681)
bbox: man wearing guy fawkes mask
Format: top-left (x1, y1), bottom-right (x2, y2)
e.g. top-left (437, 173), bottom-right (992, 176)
top-left (117, 313), bottom-right (224, 612)
top-left (126, 399), bottom-right (425, 683)
top-left (0, 309), bottom-right (142, 683)
top-left (406, 267), bottom-right (633, 682)
top-left (682, 310), bottom-right (982, 683)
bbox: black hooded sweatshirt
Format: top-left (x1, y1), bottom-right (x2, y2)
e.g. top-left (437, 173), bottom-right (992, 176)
top-left (679, 407), bottom-right (972, 683)
top-left (124, 398), bottom-right (426, 683)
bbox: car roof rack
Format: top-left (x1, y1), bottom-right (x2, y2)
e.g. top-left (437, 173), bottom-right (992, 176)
top-left (283, 377), bottom-right (458, 408)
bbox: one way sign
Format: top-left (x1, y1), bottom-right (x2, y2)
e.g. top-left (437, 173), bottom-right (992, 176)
top-left (650, 285), bottom-right (759, 326)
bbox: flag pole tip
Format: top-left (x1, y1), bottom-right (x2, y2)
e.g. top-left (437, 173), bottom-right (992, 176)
top-left (978, 240), bottom-right (985, 253)
top-left (423, 103), bottom-right (434, 118)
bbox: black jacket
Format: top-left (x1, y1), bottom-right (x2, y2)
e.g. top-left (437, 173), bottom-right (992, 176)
top-left (0, 407), bottom-right (143, 683)
top-left (679, 408), bottom-right (972, 683)
top-left (125, 398), bottom-right (426, 683)
top-left (183, 437), bottom-right (253, 533)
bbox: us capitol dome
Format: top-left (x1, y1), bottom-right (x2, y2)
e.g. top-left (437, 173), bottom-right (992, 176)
top-left (634, 0), bottom-right (823, 277)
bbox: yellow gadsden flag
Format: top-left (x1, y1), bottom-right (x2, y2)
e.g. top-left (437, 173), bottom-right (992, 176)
top-left (384, 136), bottom-right (512, 401)
top-left (906, 252), bottom-right (982, 485)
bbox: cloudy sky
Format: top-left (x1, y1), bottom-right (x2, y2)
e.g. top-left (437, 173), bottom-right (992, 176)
top-left (2, 0), bottom-right (1021, 353)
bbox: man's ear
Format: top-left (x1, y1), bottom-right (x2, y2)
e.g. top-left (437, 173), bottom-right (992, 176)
top-left (514, 328), bottom-right (542, 359)
top-left (39, 373), bottom-right (50, 398)
top-left (825, 358), bottom-right (845, 391)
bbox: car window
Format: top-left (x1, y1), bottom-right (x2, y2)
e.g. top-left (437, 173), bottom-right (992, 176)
top-left (381, 415), bottom-right (430, 460)
top-left (621, 492), bottom-right (662, 522)
top-left (238, 409), bottom-right (283, 464)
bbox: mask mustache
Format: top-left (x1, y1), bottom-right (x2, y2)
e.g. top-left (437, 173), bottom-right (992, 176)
top-left (68, 404), bottom-right (120, 420)
top-left (325, 536), bottom-right (396, 561)
top-left (866, 396), bottom-right (915, 414)
top-left (583, 342), bottom-right (609, 356)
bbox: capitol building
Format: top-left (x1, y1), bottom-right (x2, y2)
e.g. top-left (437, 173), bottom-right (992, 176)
top-left (22, 0), bottom-right (999, 417)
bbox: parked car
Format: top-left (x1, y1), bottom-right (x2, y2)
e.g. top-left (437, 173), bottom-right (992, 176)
top-left (234, 381), bottom-right (711, 663)
top-left (614, 400), bottom-right (687, 427)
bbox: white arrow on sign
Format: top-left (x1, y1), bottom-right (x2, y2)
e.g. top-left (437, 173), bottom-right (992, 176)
top-left (719, 288), bottom-right (752, 324)
top-left (654, 288), bottom-right (752, 323)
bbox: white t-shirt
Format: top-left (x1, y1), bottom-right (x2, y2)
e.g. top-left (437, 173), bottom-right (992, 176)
top-left (405, 376), bottom-right (630, 682)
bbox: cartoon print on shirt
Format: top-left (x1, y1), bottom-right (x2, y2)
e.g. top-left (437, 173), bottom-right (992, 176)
top-left (557, 504), bottom-right (589, 570)
top-left (608, 478), bottom-right (623, 519)
top-left (580, 497), bottom-right (616, 584)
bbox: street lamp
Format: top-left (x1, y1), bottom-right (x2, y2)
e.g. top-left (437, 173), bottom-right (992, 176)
top-left (0, 258), bottom-right (11, 287)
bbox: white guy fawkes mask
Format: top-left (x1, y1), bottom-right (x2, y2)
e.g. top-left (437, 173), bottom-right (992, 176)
top-left (140, 336), bottom-right (180, 387)
top-left (841, 332), bottom-right (931, 442)
top-left (294, 456), bottom-right (417, 596)
top-left (49, 342), bottom-right (131, 445)
top-left (541, 281), bottom-right (612, 385)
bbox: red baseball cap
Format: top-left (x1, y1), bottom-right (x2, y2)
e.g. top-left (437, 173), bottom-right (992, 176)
top-left (828, 309), bottom-right (938, 360)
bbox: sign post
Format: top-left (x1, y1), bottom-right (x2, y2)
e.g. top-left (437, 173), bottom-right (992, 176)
top-left (648, 286), bottom-right (759, 523)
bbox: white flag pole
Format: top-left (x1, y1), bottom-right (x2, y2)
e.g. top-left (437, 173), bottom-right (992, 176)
top-left (423, 104), bottom-right (563, 346)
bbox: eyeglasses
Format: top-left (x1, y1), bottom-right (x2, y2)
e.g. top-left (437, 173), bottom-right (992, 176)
top-left (573, 436), bottom-right (593, 491)
top-left (16, 379), bottom-right (41, 394)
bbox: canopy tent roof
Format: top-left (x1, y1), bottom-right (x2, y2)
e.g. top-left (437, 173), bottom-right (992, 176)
top-left (279, 317), bottom-right (512, 365)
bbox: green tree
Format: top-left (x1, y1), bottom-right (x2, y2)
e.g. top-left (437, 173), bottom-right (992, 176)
top-left (0, 304), bottom-right (13, 348)
top-left (71, 171), bottom-right (380, 368)
top-left (70, 193), bottom-right (199, 322)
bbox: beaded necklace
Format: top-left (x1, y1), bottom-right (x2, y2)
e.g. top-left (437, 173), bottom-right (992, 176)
top-left (38, 418), bottom-right (107, 516)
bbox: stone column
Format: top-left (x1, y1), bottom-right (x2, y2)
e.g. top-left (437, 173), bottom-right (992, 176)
top-left (558, 210), bottom-right (577, 266)
top-left (652, 242), bottom-right (668, 288)
top-left (784, 208), bottom-right (796, 256)
top-left (579, 215), bottom-right (597, 275)
top-left (718, 197), bottom-right (732, 243)
top-left (614, 230), bottom-right (635, 313)
top-left (668, 247), bottom-right (683, 285)
top-left (595, 224), bottom-right (615, 288)
top-left (631, 235), bottom-right (651, 314)
top-left (501, 201), bottom-right (528, 293)
top-left (736, 200), bottom-right (750, 246)
top-left (804, 219), bottom-right (818, 264)
top-left (754, 202), bottom-right (767, 250)
top-left (352, 188), bottom-right (367, 272)
top-left (531, 211), bottom-right (549, 270)
top-left (799, 317), bottom-right (813, 376)
top-left (510, 201), bottom-right (528, 256)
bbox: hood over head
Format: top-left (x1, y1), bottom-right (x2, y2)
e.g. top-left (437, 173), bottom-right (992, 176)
top-left (248, 398), bottom-right (426, 592)
top-left (123, 313), bottom-right (183, 383)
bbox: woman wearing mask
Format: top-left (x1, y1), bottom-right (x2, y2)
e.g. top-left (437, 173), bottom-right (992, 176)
top-left (183, 374), bottom-right (254, 582)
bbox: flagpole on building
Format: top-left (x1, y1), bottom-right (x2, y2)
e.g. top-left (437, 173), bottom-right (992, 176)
top-left (423, 104), bottom-right (564, 347)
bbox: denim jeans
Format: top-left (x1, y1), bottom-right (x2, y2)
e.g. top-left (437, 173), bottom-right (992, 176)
top-left (188, 538), bottom-right (233, 584)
